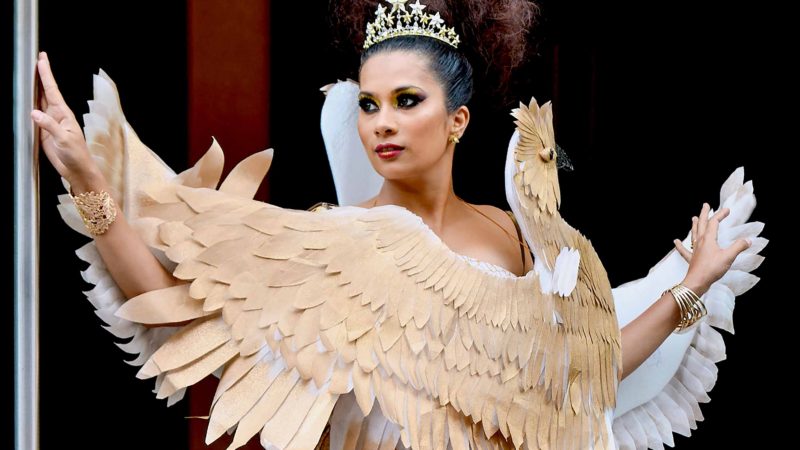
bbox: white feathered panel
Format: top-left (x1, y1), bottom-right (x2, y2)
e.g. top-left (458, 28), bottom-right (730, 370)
top-left (57, 70), bottom-right (201, 406)
top-left (612, 167), bottom-right (766, 449)
top-left (320, 80), bottom-right (383, 206)
top-left (75, 241), bottom-right (185, 405)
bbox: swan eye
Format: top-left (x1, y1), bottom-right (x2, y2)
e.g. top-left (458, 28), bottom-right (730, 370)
top-left (539, 147), bottom-right (555, 162)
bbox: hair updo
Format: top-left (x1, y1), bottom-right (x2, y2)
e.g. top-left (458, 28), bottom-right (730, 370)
top-left (331, 0), bottom-right (540, 112)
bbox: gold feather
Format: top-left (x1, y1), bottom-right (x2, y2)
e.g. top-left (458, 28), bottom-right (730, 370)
top-left (116, 284), bottom-right (210, 324)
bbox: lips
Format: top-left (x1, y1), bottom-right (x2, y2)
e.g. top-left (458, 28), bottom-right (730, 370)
top-left (375, 143), bottom-right (404, 152)
top-left (374, 143), bottom-right (405, 160)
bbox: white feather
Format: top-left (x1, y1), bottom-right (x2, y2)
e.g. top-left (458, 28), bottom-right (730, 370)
top-left (552, 247), bottom-right (580, 296)
top-left (320, 80), bottom-right (383, 206)
top-left (504, 130), bottom-right (537, 260)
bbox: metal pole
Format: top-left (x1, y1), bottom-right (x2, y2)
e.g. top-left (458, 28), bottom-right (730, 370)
top-left (14, 0), bottom-right (39, 449)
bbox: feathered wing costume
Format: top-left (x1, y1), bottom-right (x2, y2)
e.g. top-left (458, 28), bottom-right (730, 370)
top-left (57, 74), bottom-right (764, 450)
top-left (320, 82), bottom-right (767, 450)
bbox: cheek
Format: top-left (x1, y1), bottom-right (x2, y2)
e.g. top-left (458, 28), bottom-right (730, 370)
top-left (357, 115), bottom-right (384, 169)
top-left (357, 114), bottom-right (372, 151)
top-left (410, 112), bottom-right (448, 156)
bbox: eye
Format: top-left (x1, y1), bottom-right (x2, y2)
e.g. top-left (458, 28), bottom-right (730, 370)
top-left (396, 93), bottom-right (421, 109)
top-left (358, 97), bottom-right (378, 113)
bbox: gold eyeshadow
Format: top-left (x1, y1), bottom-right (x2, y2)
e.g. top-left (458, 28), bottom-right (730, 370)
top-left (358, 93), bottom-right (379, 104)
top-left (358, 88), bottom-right (426, 112)
top-left (392, 88), bottom-right (425, 108)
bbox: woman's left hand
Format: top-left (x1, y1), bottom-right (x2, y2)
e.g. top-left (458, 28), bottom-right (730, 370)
top-left (673, 202), bottom-right (752, 295)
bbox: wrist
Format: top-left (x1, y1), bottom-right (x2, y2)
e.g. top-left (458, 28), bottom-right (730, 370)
top-left (680, 277), bottom-right (708, 298)
top-left (68, 169), bottom-right (108, 195)
top-left (70, 189), bottom-right (118, 236)
top-left (666, 283), bottom-right (708, 334)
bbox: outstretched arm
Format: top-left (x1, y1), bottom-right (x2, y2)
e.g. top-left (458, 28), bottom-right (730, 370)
top-left (618, 202), bottom-right (751, 381)
top-left (33, 52), bottom-right (177, 299)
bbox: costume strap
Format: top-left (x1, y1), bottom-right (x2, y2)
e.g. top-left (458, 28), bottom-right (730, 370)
top-left (506, 210), bottom-right (527, 270)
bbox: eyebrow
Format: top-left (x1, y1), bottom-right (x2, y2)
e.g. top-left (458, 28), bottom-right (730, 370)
top-left (359, 85), bottom-right (425, 97)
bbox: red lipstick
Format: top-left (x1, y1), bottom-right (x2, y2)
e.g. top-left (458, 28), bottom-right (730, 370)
top-left (374, 143), bottom-right (404, 160)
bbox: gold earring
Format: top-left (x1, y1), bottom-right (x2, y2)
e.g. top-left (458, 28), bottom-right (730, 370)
top-left (449, 134), bottom-right (460, 144)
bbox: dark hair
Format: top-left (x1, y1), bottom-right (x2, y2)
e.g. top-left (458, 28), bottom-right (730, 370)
top-left (331, 0), bottom-right (540, 109)
top-left (361, 36), bottom-right (472, 113)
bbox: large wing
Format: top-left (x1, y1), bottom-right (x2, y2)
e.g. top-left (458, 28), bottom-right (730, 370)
top-left (115, 151), bottom-right (622, 449)
top-left (610, 168), bottom-right (765, 449)
top-left (56, 70), bottom-right (234, 405)
top-left (320, 80), bottom-right (383, 206)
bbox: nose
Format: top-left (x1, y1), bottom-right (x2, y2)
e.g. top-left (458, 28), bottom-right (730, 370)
top-left (373, 109), bottom-right (397, 137)
top-left (374, 125), bottom-right (396, 136)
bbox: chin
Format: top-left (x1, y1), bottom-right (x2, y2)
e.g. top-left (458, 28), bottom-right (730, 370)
top-left (367, 149), bottom-right (448, 182)
top-left (370, 159), bottom-right (418, 181)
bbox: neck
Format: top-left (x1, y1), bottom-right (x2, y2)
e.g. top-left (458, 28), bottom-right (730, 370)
top-left (374, 162), bottom-right (462, 234)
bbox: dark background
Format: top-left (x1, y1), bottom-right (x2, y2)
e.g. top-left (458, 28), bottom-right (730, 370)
top-left (8, 0), bottom-right (790, 448)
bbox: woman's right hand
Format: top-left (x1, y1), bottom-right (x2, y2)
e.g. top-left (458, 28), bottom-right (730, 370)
top-left (673, 202), bottom-right (752, 297)
top-left (32, 51), bottom-right (106, 193)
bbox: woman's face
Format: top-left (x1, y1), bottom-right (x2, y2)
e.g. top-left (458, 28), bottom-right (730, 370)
top-left (357, 50), bottom-right (459, 181)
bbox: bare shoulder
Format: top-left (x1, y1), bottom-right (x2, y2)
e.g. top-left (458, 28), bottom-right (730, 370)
top-left (455, 203), bottom-right (533, 276)
top-left (470, 204), bottom-right (519, 237)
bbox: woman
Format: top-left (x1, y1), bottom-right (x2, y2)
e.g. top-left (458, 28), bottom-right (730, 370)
top-left (33, 0), bottom-right (760, 448)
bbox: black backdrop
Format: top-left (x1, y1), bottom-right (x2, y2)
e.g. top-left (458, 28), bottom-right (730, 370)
top-left (7, 0), bottom-right (789, 448)
top-left (34, 2), bottom-right (190, 450)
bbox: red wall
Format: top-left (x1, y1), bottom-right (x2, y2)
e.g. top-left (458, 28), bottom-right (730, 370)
top-left (187, 1), bottom-right (270, 448)
top-left (188, 0), bottom-right (270, 200)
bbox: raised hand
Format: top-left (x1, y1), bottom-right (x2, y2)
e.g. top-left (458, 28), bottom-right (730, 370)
top-left (32, 51), bottom-right (106, 193)
top-left (673, 202), bottom-right (752, 295)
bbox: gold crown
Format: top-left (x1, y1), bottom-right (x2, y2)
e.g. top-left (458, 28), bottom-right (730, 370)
top-left (363, 0), bottom-right (460, 50)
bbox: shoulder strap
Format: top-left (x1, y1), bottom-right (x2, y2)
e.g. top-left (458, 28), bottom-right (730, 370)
top-left (505, 211), bottom-right (526, 270)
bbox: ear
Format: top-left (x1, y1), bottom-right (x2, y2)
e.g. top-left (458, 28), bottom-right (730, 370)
top-left (449, 105), bottom-right (470, 138)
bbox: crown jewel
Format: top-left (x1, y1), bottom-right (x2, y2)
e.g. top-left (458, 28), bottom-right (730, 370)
top-left (363, 0), bottom-right (460, 50)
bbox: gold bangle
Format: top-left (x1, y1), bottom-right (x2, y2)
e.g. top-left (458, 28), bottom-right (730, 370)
top-left (665, 283), bottom-right (707, 332)
top-left (70, 190), bottom-right (118, 236)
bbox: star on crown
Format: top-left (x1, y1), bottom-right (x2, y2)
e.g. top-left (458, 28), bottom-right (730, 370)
top-left (363, 0), bottom-right (460, 50)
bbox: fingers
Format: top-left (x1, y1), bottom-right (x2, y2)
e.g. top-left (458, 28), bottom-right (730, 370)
top-left (37, 52), bottom-right (67, 107)
top-left (673, 239), bottom-right (692, 263)
top-left (38, 88), bottom-right (49, 111)
top-left (36, 52), bottom-right (76, 123)
top-left (697, 203), bottom-right (710, 238)
top-left (31, 109), bottom-right (69, 176)
top-left (725, 238), bottom-right (752, 260)
top-left (691, 216), bottom-right (698, 248)
top-left (31, 109), bottom-right (68, 146)
top-left (707, 207), bottom-right (730, 241)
